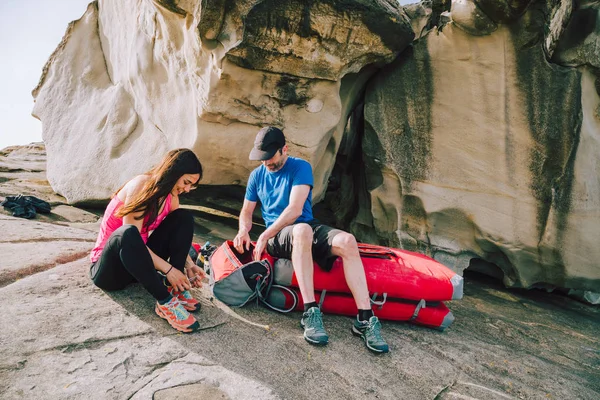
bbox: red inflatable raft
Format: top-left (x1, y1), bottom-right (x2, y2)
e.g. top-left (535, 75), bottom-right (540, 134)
top-left (272, 243), bottom-right (463, 302)
top-left (198, 241), bottom-right (462, 331)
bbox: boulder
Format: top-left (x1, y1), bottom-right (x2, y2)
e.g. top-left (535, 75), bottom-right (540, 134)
top-left (32, 0), bottom-right (413, 204)
top-left (30, 0), bottom-right (600, 296)
top-left (355, 1), bottom-right (600, 292)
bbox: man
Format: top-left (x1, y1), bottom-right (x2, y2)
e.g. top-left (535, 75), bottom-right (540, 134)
top-left (234, 126), bottom-right (389, 353)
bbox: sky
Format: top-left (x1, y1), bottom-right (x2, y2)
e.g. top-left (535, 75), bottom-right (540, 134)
top-left (0, 0), bottom-right (92, 150)
top-left (0, 0), bottom-right (415, 150)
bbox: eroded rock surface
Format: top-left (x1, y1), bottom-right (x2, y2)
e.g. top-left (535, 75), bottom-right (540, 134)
top-left (0, 215), bottom-right (96, 287)
top-left (0, 143), bottom-right (64, 205)
top-left (2, 244), bottom-right (599, 399)
top-left (0, 145), bottom-right (101, 286)
top-left (31, 1), bottom-right (600, 300)
top-left (32, 0), bottom-right (413, 204)
top-left (551, 0), bottom-right (600, 68)
top-left (0, 260), bottom-right (276, 400)
top-left (330, 0), bottom-right (600, 295)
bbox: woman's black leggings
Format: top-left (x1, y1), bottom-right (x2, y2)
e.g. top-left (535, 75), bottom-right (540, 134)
top-left (90, 209), bottom-right (194, 301)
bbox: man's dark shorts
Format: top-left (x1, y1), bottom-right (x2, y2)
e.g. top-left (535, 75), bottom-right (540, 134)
top-left (266, 221), bottom-right (344, 271)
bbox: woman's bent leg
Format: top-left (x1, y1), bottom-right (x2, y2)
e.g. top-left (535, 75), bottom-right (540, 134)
top-left (90, 225), bottom-right (170, 301)
top-left (90, 233), bottom-right (135, 291)
top-left (146, 209), bottom-right (201, 311)
top-left (146, 209), bottom-right (194, 272)
top-left (91, 223), bottom-right (198, 333)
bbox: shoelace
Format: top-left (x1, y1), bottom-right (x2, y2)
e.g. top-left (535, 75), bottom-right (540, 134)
top-left (180, 290), bottom-right (194, 300)
top-left (170, 287), bottom-right (194, 301)
top-left (164, 298), bottom-right (190, 320)
top-left (366, 318), bottom-right (384, 342)
top-left (306, 309), bottom-right (325, 332)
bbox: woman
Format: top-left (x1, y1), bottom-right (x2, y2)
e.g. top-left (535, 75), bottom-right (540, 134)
top-left (90, 149), bottom-right (206, 333)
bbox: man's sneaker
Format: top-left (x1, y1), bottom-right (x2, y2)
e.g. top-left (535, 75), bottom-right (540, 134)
top-left (155, 297), bottom-right (200, 333)
top-left (168, 286), bottom-right (201, 312)
top-left (352, 315), bottom-right (389, 353)
top-left (300, 307), bottom-right (329, 346)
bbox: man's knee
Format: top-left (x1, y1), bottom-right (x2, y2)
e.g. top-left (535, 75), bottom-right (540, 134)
top-left (334, 232), bottom-right (359, 257)
top-left (292, 223), bottom-right (313, 247)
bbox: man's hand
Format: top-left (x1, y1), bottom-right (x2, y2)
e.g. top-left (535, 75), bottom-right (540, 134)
top-left (186, 264), bottom-right (206, 288)
top-left (233, 230), bottom-right (252, 253)
top-left (166, 267), bottom-right (191, 292)
top-left (253, 233), bottom-right (269, 262)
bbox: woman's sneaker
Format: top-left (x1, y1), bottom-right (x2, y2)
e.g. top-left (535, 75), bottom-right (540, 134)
top-left (155, 297), bottom-right (200, 333)
top-left (168, 287), bottom-right (201, 312)
top-left (352, 316), bottom-right (389, 353)
top-left (300, 307), bottom-right (329, 346)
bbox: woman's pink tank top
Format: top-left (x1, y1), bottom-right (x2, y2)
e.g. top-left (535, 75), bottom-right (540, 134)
top-left (90, 194), bottom-right (172, 263)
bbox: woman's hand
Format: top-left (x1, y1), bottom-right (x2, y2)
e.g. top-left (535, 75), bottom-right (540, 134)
top-left (166, 267), bottom-right (191, 292)
top-left (186, 264), bottom-right (206, 288)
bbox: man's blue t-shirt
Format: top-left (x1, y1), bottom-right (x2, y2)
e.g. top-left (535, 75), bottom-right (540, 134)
top-left (245, 156), bottom-right (314, 228)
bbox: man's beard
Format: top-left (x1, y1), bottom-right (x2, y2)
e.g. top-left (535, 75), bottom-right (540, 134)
top-left (266, 159), bottom-right (285, 171)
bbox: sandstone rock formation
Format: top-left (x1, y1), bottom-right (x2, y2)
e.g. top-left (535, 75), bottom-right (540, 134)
top-left (32, 0), bottom-right (413, 204)
top-left (33, 0), bottom-right (600, 295)
top-left (323, 0), bottom-right (600, 294)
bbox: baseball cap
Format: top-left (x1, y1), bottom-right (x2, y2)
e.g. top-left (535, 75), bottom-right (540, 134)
top-left (249, 126), bottom-right (286, 161)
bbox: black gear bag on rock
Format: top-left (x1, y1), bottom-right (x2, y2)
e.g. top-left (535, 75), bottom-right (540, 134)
top-left (1, 195), bottom-right (51, 219)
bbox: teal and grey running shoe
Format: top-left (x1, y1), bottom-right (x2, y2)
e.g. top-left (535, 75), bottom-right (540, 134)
top-left (300, 307), bottom-right (329, 346)
top-left (352, 316), bottom-right (389, 353)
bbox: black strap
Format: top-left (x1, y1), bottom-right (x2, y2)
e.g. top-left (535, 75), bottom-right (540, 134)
top-left (318, 289), bottom-right (327, 309)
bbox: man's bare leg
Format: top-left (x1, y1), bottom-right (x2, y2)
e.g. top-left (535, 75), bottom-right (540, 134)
top-left (331, 232), bottom-right (389, 353)
top-left (291, 223), bottom-right (316, 303)
top-left (331, 232), bottom-right (370, 309)
top-left (292, 223), bottom-right (329, 346)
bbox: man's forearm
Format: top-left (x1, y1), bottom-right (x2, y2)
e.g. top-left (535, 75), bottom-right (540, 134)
top-left (262, 207), bottom-right (301, 239)
top-left (239, 211), bottom-right (253, 234)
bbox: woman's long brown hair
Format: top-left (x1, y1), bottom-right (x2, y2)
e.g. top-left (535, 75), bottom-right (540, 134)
top-left (115, 148), bottom-right (202, 228)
